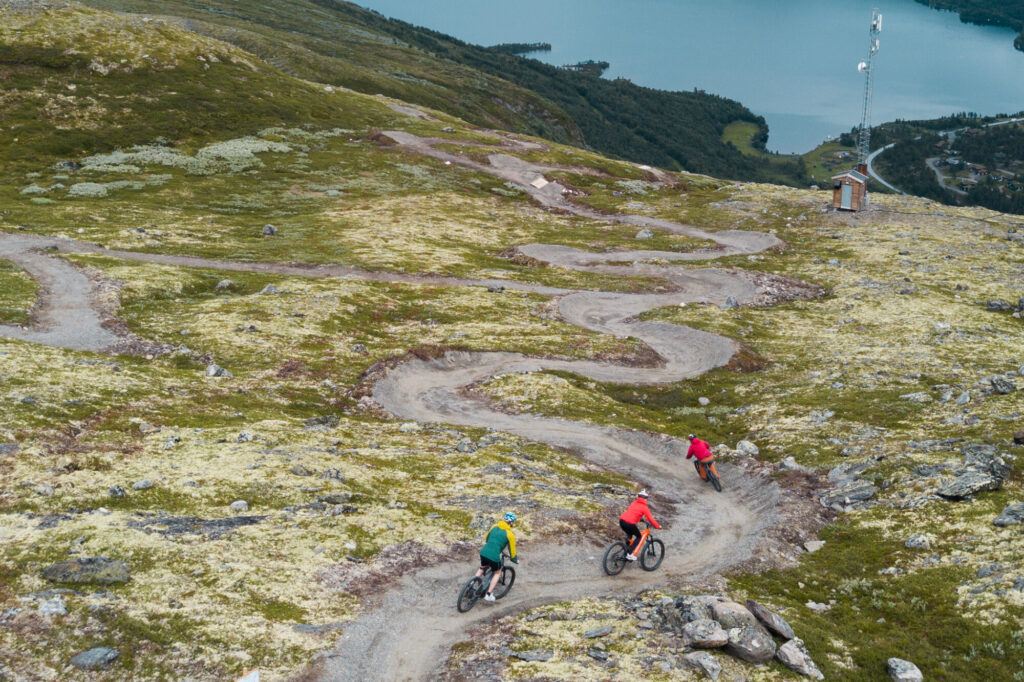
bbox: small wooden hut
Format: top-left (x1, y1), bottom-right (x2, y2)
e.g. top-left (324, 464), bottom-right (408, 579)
top-left (831, 168), bottom-right (868, 211)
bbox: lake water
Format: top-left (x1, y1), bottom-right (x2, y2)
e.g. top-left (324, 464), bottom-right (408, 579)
top-left (354, 0), bottom-right (1024, 153)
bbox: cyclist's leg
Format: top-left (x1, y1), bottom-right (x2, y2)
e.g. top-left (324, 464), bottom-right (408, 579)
top-left (697, 460), bottom-right (708, 481)
top-left (481, 557), bottom-right (502, 596)
top-left (619, 519), bottom-right (641, 557)
top-left (475, 554), bottom-right (488, 578)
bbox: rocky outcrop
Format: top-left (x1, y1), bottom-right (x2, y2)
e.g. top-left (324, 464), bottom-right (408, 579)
top-left (70, 647), bottom-right (119, 670)
top-left (937, 470), bottom-right (1002, 500)
top-left (683, 651), bottom-right (722, 680)
top-left (994, 502), bottom-right (1024, 526)
top-left (710, 598), bottom-right (761, 630)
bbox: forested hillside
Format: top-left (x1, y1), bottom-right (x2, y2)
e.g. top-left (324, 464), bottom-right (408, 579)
top-left (915, 0), bottom-right (1024, 51)
top-left (82, 0), bottom-right (806, 183)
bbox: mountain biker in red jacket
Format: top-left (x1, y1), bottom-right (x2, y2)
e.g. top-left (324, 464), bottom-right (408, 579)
top-left (686, 434), bottom-right (715, 480)
top-left (619, 490), bottom-right (661, 561)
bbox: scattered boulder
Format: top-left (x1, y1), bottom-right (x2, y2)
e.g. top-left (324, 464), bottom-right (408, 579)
top-left (721, 295), bottom-right (740, 309)
top-left (303, 414), bottom-right (340, 429)
top-left (736, 440), bottom-right (759, 456)
top-left (936, 470), bottom-right (1002, 500)
top-left (663, 595), bottom-right (714, 628)
top-left (955, 391), bottom-right (971, 405)
top-left (887, 657), bottom-right (923, 682)
top-left (828, 460), bottom-right (871, 487)
top-left (991, 377), bottom-right (1017, 394)
top-left (215, 279), bottom-right (234, 291)
top-left (820, 479), bottom-right (878, 507)
top-left (900, 392), bottom-right (931, 404)
top-left (1014, 429), bottom-right (1024, 445)
top-left (904, 535), bottom-right (931, 550)
top-left (513, 649), bottom-right (552, 662)
top-left (803, 540), bottom-right (825, 553)
top-left (961, 444), bottom-right (1012, 480)
top-left (38, 596), bottom-right (67, 616)
top-left (137, 422), bottom-right (159, 434)
top-left (682, 619), bottom-right (729, 648)
top-left (318, 492), bottom-right (352, 505)
top-left (290, 464), bottom-right (313, 477)
top-left (745, 600), bottom-right (795, 640)
top-left (229, 500), bottom-right (249, 513)
top-left (70, 647), bottom-right (119, 671)
top-left (986, 300), bottom-right (1014, 312)
top-left (994, 502), bottom-right (1024, 526)
top-left (0, 442), bottom-right (18, 455)
top-left (259, 284), bottom-right (281, 295)
top-left (205, 364), bottom-right (232, 378)
top-left (42, 557), bottom-right (129, 585)
top-left (262, 224), bottom-right (277, 236)
top-left (107, 485), bottom-right (126, 498)
top-left (779, 457), bottom-right (813, 474)
top-left (583, 625), bottom-right (614, 639)
top-left (635, 228), bottom-right (653, 240)
top-left (776, 638), bottom-right (824, 679)
top-left (724, 626), bottom-right (776, 665)
top-left (586, 648), bottom-right (609, 662)
top-left (710, 598), bottom-right (761, 630)
top-left (455, 438), bottom-right (477, 453)
top-left (683, 651), bottom-right (722, 680)
top-left (131, 479), bottom-right (153, 491)
top-left (399, 422), bottom-right (421, 433)
top-left (698, 397), bottom-right (711, 406)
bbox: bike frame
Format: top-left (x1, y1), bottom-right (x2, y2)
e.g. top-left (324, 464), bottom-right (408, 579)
top-left (696, 459), bottom-right (718, 480)
top-left (628, 524), bottom-right (651, 555)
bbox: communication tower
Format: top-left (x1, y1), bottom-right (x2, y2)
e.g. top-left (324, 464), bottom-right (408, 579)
top-left (856, 9), bottom-right (882, 164)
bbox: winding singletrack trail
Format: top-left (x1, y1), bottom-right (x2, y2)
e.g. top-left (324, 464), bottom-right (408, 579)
top-left (0, 130), bottom-right (813, 681)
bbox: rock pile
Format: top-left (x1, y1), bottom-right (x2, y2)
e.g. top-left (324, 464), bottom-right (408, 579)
top-left (657, 595), bottom-right (823, 679)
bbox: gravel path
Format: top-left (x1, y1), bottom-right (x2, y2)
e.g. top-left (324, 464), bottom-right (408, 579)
top-left (1, 130), bottom-right (807, 681)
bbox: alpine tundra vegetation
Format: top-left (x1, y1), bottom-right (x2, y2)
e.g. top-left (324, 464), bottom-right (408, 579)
top-left (0, 2), bottom-right (1022, 682)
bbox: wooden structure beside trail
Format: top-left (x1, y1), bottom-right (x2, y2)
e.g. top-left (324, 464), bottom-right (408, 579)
top-left (832, 166), bottom-right (868, 211)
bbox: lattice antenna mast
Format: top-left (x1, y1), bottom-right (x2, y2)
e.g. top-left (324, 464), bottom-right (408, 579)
top-left (857, 9), bottom-right (882, 164)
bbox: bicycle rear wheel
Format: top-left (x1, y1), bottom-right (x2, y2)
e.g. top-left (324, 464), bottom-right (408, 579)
top-left (457, 576), bottom-right (482, 613)
top-left (640, 538), bottom-right (665, 571)
top-left (492, 567), bottom-right (516, 599)
top-left (602, 541), bottom-right (628, 576)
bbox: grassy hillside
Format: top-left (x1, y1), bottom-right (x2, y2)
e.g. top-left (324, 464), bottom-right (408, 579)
top-left (76, 0), bottom-right (807, 184)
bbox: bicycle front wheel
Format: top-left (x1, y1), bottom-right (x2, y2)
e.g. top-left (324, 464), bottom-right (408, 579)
top-left (492, 567), bottom-right (516, 599)
top-left (602, 542), bottom-right (628, 576)
top-left (456, 577), bottom-right (482, 613)
top-left (640, 538), bottom-right (665, 572)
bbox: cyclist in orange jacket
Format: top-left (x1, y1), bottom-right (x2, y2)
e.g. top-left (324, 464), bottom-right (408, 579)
top-left (619, 489), bottom-right (661, 561)
top-left (686, 434), bottom-right (715, 480)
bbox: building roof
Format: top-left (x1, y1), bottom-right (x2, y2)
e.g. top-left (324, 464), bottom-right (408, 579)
top-left (832, 169), bottom-right (868, 183)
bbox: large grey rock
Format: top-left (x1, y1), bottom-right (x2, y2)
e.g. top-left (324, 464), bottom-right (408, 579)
top-left (936, 471), bottom-right (1002, 500)
top-left (994, 502), bottom-right (1024, 526)
top-left (820, 479), bottom-right (878, 506)
top-left (887, 657), bottom-right (923, 682)
top-left (71, 647), bottom-right (119, 670)
top-left (215, 279), bottom-right (234, 291)
top-left (0, 442), bottom-right (18, 455)
top-left (736, 440), bottom-right (759, 456)
top-left (745, 600), bottom-right (795, 640)
top-left (42, 557), bottom-right (129, 585)
top-left (710, 598), bottom-right (760, 630)
top-left (776, 638), bottom-right (824, 679)
top-left (261, 223), bottom-right (277, 236)
top-left (635, 228), bottom-right (653, 240)
top-left (229, 500), bottom-right (249, 512)
top-left (205, 364), bottom-right (232, 378)
top-left (683, 651), bottom-right (722, 680)
top-left (682, 619), bottom-right (729, 648)
top-left (661, 595), bottom-right (714, 633)
top-left (724, 626), bottom-right (776, 664)
top-left (131, 479), bottom-right (153, 490)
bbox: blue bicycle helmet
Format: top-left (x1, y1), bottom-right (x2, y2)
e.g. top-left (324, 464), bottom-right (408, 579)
top-left (504, 512), bottom-right (517, 524)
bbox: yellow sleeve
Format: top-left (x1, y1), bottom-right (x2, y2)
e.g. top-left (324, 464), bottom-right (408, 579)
top-left (507, 529), bottom-right (517, 559)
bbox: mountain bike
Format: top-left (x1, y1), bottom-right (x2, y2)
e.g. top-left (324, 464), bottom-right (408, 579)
top-left (695, 458), bottom-right (723, 492)
top-left (602, 521), bottom-right (665, 575)
top-left (456, 552), bottom-right (516, 613)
